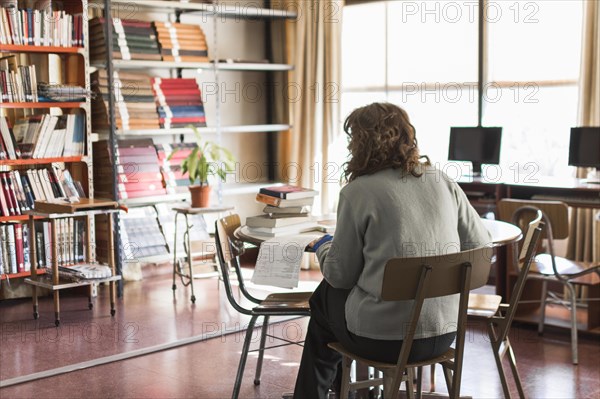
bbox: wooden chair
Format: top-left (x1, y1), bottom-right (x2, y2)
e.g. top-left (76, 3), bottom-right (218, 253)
top-left (497, 199), bottom-right (600, 364)
top-left (327, 246), bottom-right (494, 399)
top-left (467, 208), bottom-right (544, 398)
top-left (214, 214), bottom-right (312, 399)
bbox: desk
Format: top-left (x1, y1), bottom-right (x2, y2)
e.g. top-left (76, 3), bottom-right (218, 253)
top-left (236, 219), bottom-right (521, 297)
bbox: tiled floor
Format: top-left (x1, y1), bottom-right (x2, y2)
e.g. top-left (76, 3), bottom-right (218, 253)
top-left (1, 270), bottom-right (599, 398)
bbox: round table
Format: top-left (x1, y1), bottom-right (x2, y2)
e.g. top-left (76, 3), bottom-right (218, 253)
top-left (235, 218), bottom-right (522, 247)
top-left (480, 218), bottom-right (522, 246)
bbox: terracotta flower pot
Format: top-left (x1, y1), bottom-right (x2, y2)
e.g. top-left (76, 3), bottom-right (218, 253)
top-left (189, 185), bottom-right (211, 208)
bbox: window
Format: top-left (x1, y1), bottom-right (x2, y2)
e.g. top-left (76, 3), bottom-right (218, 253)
top-left (338, 0), bottom-right (583, 180)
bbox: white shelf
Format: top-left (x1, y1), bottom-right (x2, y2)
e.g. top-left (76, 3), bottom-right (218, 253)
top-left (92, 0), bottom-right (298, 19)
top-left (96, 124), bottom-right (291, 137)
top-left (94, 60), bottom-right (294, 72)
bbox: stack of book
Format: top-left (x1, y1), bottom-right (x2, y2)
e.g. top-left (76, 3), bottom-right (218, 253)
top-left (151, 78), bottom-right (207, 128)
top-left (156, 142), bottom-right (198, 193)
top-left (0, 167), bottom-right (81, 217)
top-left (1, 114), bottom-right (85, 159)
top-left (248, 185), bottom-right (319, 237)
top-left (93, 139), bottom-right (166, 200)
top-left (91, 70), bottom-right (160, 131)
top-left (153, 22), bottom-right (209, 63)
top-left (0, 6), bottom-right (84, 47)
top-left (89, 18), bottom-right (161, 62)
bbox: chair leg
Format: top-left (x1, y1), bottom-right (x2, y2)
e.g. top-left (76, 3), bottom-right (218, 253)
top-left (254, 316), bottom-right (270, 385)
top-left (441, 364), bottom-right (453, 398)
top-left (232, 315), bottom-right (258, 399)
top-left (406, 368), bottom-right (416, 399)
top-left (430, 364), bottom-right (436, 392)
top-left (416, 366), bottom-right (423, 399)
top-left (566, 283), bottom-right (579, 364)
top-left (538, 280), bottom-right (548, 335)
top-left (383, 370), bottom-right (401, 399)
top-left (339, 356), bottom-right (352, 399)
top-left (489, 325), bottom-right (512, 399)
top-left (506, 338), bottom-right (525, 399)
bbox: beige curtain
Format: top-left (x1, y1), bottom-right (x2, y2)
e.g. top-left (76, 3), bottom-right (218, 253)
top-left (568, 0), bottom-right (600, 263)
top-left (287, 0), bottom-right (343, 213)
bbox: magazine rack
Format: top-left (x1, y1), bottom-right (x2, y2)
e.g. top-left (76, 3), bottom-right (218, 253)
top-left (24, 199), bottom-right (121, 326)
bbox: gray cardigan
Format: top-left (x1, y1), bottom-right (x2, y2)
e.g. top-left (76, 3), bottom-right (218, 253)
top-left (316, 166), bottom-right (492, 340)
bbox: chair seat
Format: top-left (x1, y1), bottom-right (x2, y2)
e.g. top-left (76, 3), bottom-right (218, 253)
top-left (467, 293), bottom-right (502, 318)
top-left (327, 342), bottom-right (455, 370)
top-left (254, 292), bottom-right (311, 312)
top-left (263, 291), bottom-right (312, 302)
top-left (532, 254), bottom-right (600, 285)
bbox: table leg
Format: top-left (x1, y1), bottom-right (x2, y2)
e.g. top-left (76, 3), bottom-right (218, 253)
top-left (185, 214), bottom-right (196, 304)
top-left (172, 212), bottom-right (179, 291)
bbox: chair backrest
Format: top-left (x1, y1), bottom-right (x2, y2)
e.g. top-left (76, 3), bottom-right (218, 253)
top-left (497, 199), bottom-right (569, 240)
top-left (381, 246), bottom-right (493, 398)
top-left (215, 213), bottom-right (244, 263)
top-left (502, 209), bottom-right (544, 333)
top-left (215, 214), bottom-right (260, 315)
top-left (382, 246), bottom-right (493, 301)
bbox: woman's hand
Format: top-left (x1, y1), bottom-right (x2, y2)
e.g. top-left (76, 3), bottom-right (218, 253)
top-left (306, 236), bottom-right (324, 249)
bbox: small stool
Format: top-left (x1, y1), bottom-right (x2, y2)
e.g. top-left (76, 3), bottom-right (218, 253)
top-left (171, 206), bottom-right (234, 303)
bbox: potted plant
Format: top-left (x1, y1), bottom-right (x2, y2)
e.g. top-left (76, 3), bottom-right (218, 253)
top-left (169, 126), bottom-right (236, 208)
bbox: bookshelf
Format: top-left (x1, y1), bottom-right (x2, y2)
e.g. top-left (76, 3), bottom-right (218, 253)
top-left (0, 0), bottom-right (93, 293)
top-left (93, 0), bottom-right (296, 270)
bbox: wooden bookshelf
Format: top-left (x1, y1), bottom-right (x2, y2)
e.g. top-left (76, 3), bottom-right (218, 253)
top-left (0, 102), bottom-right (85, 109)
top-left (1, 269), bottom-right (46, 280)
top-left (0, 156), bottom-right (84, 166)
top-left (0, 44), bottom-right (82, 54)
top-left (0, 0), bottom-right (93, 297)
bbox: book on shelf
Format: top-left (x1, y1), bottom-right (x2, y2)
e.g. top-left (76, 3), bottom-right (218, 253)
top-left (0, 55), bottom-right (38, 102)
top-left (255, 193), bottom-right (314, 208)
top-left (0, 167), bottom-right (82, 216)
top-left (89, 18), bottom-right (161, 61)
top-left (0, 223), bottom-right (29, 273)
top-left (151, 78), bottom-right (207, 128)
top-left (259, 185), bottom-right (319, 200)
top-left (153, 21), bottom-right (209, 62)
top-left (0, 6), bottom-right (84, 47)
top-left (0, 113), bottom-right (85, 159)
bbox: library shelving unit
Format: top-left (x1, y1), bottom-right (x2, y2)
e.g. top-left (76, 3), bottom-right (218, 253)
top-left (0, 0), bottom-right (94, 293)
top-left (24, 203), bottom-right (121, 326)
top-left (92, 0), bottom-right (296, 270)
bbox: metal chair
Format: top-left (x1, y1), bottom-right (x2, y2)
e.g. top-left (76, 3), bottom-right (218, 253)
top-left (328, 246), bottom-right (494, 399)
top-left (497, 199), bottom-right (600, 364)
top-left (467, 208), bottom-right (544, 398)
top-left (214, 214), bottom-right (312, 399)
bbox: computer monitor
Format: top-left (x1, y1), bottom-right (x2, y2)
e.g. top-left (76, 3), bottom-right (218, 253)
top-left (568, 127), bottom-right (600, 169)
top-left (448, 126), bottom-right (503, 176)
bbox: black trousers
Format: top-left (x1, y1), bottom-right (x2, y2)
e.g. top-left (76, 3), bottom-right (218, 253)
top-left (293, 280), bottom-right (456, 399)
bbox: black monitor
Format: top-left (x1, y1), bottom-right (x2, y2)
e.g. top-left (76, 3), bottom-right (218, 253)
top-left (448, 126), bottom-right (503, 176)
top-left (568, 127), bottom-right (600, 169)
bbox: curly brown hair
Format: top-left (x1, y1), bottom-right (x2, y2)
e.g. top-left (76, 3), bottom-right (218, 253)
top-left (342, 102), bottom-right (430, 182)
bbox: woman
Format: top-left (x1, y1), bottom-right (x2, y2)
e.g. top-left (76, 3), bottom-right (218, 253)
top-left (293, 103), bottom-right (491, 398)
